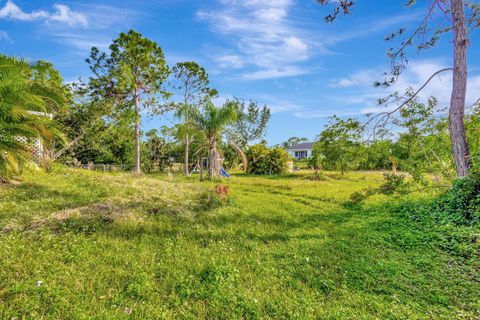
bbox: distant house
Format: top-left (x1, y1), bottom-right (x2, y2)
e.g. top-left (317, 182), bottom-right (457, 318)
top-left (28, 111), bottom-right (53, 160)
top-left (287, 142), bottom-right (313, 160)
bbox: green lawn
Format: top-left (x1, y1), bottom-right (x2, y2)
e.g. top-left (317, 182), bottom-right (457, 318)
top-left (0, 167), bottom-right (478, 319)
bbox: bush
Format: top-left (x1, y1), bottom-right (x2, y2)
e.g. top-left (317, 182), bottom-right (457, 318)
top-left (348, 173), bottom-right (410, 205)
top-left (432, 172), bottom-right (480, 224)
top-left (246, 144), bottom-right (290, 175)
top-left (293, 158), bottom-right (309, 170)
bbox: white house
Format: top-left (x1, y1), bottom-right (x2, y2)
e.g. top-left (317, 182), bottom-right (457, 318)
top-left (287, 142), bottom-right (313, 160)
top-left (28, 111), bottom-right (53, 160)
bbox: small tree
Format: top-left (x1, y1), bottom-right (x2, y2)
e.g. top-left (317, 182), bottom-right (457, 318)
top-left (316, 116), bottom-right (363, 174)
top-left (226, 99), bottom-right (271, 171)
top-left (171, 61), bottom-right (215, 176)
top-left (227, 99), bottom-right (271, 148)
top-left (142, 128), bottom-right (179, 173)
top-left (87, 29), bottom-right (170, 175)
top-left (192, 101), bottom-right (237, 179)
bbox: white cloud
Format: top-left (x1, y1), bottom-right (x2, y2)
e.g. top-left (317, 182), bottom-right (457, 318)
top-left (329, 70), bottom-right (381, 88)
top-left (0, 30), bottom-right (11, 42)
top-left (48, 4), bottom-right (88, 27)
top-left (47, 4), bottom-right (139, 54)
top-left (328, 60), bottom-right (480, 115)
top-left (213, 54), bottom-right (245, 69)
top-left (243, 66), bottom-right (308, 80)
top-left (52, 33), bottom-right (110, 51)
top-left (198, 2), bottom-right (421, 81)
top-left (0, 0), bottom-right (87, 27)
top-left (197, 0), bottom-right (310, 79)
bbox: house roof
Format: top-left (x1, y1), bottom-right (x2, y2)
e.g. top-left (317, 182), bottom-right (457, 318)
top-left (288, 142), bottom-right (314, 150)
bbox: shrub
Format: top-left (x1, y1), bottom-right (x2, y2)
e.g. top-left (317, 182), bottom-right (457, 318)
top-left (377, 173), bottom-right (410, 195)
top-left (293, 158), bottom-right (309, 170)
top-left (347, 173), bottom-right (410, 205)
top-left (246, 144), bottom-right (290, 175)
top-left (432, 172), bottom-right (480, 224)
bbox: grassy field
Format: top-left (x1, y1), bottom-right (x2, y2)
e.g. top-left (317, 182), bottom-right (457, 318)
top-left (0, 167), bottom-right (478, 319)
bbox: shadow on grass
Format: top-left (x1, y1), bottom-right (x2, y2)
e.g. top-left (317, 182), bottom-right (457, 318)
top-left (0, 183), bottom-right (108, 226)
top-left (7, 189), bottom-right (478, 315)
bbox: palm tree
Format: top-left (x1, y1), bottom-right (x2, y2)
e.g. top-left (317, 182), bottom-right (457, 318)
top-left (192, 101), bottom-right (237, 179)
top-left (0, 55), bottom-right (66, 181)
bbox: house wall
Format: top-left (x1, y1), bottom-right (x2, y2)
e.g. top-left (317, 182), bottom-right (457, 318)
top-left (288, 149), bottom-right (312, 159)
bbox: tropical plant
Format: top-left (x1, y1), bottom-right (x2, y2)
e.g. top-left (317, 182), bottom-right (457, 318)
top-left (192, 101), bottom-right (237, 179)
top-left (0, 55), bottom-right (66, 181)
top-left (171, 61), bottom-right (215, 176)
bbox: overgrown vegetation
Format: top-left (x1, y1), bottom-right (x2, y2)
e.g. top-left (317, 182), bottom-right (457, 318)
top-left (0, 168), bottom-right (478, 318)
top-left (1, 6), bottom-right (480, 317)
top-left (0, 55), bottom-right (67, 181)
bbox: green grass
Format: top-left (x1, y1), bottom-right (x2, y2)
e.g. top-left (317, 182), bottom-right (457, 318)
top-left (0, 167), bottom-right (478, 319)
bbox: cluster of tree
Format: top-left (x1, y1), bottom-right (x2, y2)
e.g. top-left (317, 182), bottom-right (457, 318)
top-left (0, 30), bottom-right (271, 181)
top-left (316, 0), bottom-right (479, 178)
top-left (70, 31), bottom-right (273, 179)
top-left (305, 97), bottom-right (480, 184)
top-left (2, 0), bottom-right (480, 184)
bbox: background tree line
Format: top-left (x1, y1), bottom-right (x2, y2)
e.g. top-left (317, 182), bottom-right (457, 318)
top-left (0, 30), bottom-right (272, 181)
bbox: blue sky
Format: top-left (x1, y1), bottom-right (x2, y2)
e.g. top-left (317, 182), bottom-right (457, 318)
top-left (1, 0), bottom-right (479, 145)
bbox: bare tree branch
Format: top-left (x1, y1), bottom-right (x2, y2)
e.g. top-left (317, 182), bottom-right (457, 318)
top-left (364, 67), bottom-right (452, 139)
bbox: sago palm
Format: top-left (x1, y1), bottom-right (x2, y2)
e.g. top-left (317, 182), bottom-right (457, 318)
top-left (192, 101), bottom-right (237, 179)
top-left (0, 55), bottom-right (66, 181)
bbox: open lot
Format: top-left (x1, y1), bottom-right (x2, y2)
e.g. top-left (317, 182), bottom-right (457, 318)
top-left (0, 168), bottom-right (478, 319)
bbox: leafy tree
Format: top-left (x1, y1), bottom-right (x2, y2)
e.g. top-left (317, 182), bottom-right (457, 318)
top-left (142, 128), bottom-right (180, 172)
top-left (246, 144), bottom-right (290, 175)
top-left (227, 99), bottom-right (271, 148)
top-left (465, 103), bottom-right (480, 166)
top-left (0, 55), bottom-right (66, 181)
top-left (315, 116), bottom-right (363, 174)
top-left (317, 0), bottom-right (480, 177)
top-left (171, 61), bottom-right (215, 176)
top-left (67, 118), bottom-right (135, 167)
top-left (226, 99), bottom-right (271, 171)
top-left (280, 137), bottom-right (308, 149)
top-left (360, 140), bottom-right (394, 170)
top-left (54, 80), bottom-right (114, 160)
top-left (392, 97), bottom-right (453, 182)
top-left (87, 29), bottom-right (170, 175)
top-left (192, 101), bottom-right (237, 179)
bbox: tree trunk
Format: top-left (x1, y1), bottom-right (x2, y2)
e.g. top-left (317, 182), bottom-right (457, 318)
top-left (449, 0), bottom-right (470, 177)
top-left (184, 134), bottom-right (189, 176)
top-left (230, 140), bottom-right (248, 172)
top-left (134, 92), bottom-right (142, 175)
top-left (52, 131), bottom-right (85, 160)
top-left (208, 139), bottom-right (220, 180)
